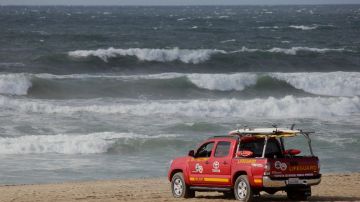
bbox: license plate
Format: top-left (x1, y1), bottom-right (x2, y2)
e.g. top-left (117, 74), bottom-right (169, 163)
top-left (287, 178), bottom-right (300, 184)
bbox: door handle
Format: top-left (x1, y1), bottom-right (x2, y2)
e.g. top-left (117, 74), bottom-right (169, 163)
top-left (205, 161), bottom-right (209, 164)
top-left (223, 161), bottom-right (228, 165)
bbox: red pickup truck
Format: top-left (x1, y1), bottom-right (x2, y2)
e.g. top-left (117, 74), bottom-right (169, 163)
top-left (168, 128), bottom-right (321, 201)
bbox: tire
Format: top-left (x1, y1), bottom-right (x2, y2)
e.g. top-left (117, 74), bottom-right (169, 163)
top-left (234, 175), bottom-right (253, 202)
top-left (287, 186), bottom-right (311, 201)
top-left (171, 173), bottom-right (195, 198)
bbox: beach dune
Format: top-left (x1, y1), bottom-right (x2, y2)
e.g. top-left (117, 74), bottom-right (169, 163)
top-left (0, 173), bottom-right (359, 202)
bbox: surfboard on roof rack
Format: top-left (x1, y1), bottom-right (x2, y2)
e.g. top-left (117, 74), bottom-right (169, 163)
top-left (228, 127), bottom-right (302, 137)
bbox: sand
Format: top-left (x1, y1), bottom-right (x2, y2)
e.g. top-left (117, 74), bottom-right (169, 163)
top-left (0, 173), bottom-right (359, 202)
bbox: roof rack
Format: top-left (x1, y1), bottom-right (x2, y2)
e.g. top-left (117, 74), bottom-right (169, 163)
top-left (228, 127), bottom-right (302, 138)
top-left (212, 135), bottom-right (239, 139)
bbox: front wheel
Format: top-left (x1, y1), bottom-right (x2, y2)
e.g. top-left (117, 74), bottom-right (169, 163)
top-left (171, 173), bottom-right (195, 198)
top-left (234, 175), bottom-right (253, 202)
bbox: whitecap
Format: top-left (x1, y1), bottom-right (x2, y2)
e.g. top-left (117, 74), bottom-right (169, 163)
top-left (289, 25), bottom-right (318, 30)
top-left (0, 132), bottom-right (179, 154)
top-left (271, 72), bottom-right (360, 96)
top-left (0, 73), bottom-right (32, 95)
top-left (187, 73), bottom-right (257, 91)
top-left (1, 95), bottom-right (359, 119)
top-left (68, 47), bottom-right (226, 64)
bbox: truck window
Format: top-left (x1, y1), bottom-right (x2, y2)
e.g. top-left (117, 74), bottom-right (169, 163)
top-left (240, 138), bottom-right (282, 158)
top-left (214, 141), bottom-right (231, 157)
top-left (195, 142), bottom-right (214, 158)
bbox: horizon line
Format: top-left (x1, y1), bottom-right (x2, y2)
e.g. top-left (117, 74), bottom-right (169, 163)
top-left (1, 3), bottom-right (360, 6)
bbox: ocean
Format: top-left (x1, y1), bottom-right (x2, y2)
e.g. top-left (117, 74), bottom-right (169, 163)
top-left (0, 5), bottom-right (359, 184)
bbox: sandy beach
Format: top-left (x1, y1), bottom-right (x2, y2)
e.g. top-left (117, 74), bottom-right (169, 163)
top-left (0, 173), bottom-right (359, 202)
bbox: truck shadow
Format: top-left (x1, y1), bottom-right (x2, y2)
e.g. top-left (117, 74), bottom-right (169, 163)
top-left (195, 195), bottom-right (360, 201)
top-left (259, 196), bottom-right (360, 201)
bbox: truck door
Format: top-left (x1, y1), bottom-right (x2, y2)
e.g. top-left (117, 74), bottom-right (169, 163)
top-left (204, 141), bottom-right (233, 186)
top-left (188, 141), bottom-right (215, 185)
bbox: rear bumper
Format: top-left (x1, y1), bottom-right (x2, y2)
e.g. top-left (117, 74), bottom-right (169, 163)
top-left (262, 176), bottom-right (321, 188)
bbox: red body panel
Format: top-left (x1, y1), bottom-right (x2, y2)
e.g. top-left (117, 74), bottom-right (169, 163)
top-left (267, 157), bottom-right (319, 178)
top-left (168, 136), bottom-right (321, 190)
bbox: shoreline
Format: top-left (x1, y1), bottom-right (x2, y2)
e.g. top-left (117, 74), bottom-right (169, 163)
top-left (0, 171), bottom-right (356, 186)
top-left (0, 173), bottom-right (359, 201)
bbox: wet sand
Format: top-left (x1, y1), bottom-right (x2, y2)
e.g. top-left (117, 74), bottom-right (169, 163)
top-left (0, 173), bottom-right (359, 202)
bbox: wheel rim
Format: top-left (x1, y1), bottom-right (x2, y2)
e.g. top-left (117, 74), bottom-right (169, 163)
top-left (173, 178), bottom-right (183, 196)
top-left (237, 180), bottom-right (247, 199)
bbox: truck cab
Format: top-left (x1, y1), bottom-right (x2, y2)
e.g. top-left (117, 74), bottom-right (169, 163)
top-left (168, 128), bottom-right (321, 201)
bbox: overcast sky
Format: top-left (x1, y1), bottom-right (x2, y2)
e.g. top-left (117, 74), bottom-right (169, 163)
top-left (1, 0), bottom-right (360, 6)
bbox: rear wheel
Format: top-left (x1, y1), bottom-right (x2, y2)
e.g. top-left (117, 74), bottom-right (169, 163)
top-left (234, 175), bottom-right (253, 202)
top-left (171, 173), bottom-right (195, 198)
top-left (287, 186), bottom-right (311, 201)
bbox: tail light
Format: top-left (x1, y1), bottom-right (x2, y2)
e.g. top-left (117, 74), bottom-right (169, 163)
top-left (264, 162), bottom-right (271, 176)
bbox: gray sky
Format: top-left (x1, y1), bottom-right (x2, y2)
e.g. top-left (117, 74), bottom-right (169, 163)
top-left (1, 0), bottom-right (360, 6)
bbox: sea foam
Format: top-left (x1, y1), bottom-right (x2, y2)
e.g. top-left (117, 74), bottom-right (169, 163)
top-left (289, 24), bottom-right (334, 30)
top-left (130, 72), bottom-right (360, 96)
top-left (186, 73), bottom-right (258, 91)
top-left (232, 46), bottom-right (346, 55)
top-left (271, 72), bottom-right (360, 96)
top-left (68, 46), bottom-right (350, 64)
top-left (266, 47), bottom-right (345, 55)
top-left (1, 95), bottom-right (358, 119)
top-left (3, 72), bottom-right (360, 97)
top-left (68, 47), bottom-right (226, 64)
top-left (289, 25), bottom-right (318, 30)
top-left (0, 74), bottom-right (32, 95)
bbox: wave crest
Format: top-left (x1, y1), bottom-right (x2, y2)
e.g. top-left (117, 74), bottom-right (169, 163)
top-left (289, 25), bottom-right (318, 30)
top-left (187, 73), bottom-right (257, 91)
top-left (1, 96), bottom-right (359, 118)
top-left (289, 24), bottom-right (334, 30)
top-left (271, 72), bottom-right (360, 96)
top-left (0, 74), bottom-right (32, 95)
top-left (67, 46), bottom-right (350, 64)
top-left (0, 132), bottom-right (178, 154)
top-left (68, 47), bottom-right (226, 64)
top-left (2, 72), bottom-right (360, 97)
top-left (234, 46), bottom-right (346, 55)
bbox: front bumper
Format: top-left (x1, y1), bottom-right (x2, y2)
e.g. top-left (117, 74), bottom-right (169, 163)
top-left (263, 176), bottom-right (321, 188)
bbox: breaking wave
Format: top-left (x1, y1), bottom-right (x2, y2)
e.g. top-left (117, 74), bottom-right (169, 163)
top-left (67, 46), bottom-right (352, 64)
top-left (1, 72), bottom-right (360, 97)
top-left (0, 132), bottom-right (179, 154)
top-left (289, 24), bottom-right (334, 30)
top-left (186, 73), bottom-right (258, 91)
top-left (0, 74), bottom-right (32, 95)
top-left (1, 95), bottom-right (359, 118)
top-left (271, 72), bottom-right (360, 97)
top-left (68, 47), bottom-right (226, 64)
top-left (37, 72), bottom-right (360, 96)
top-left (289, 25), bottom-right (318, 30)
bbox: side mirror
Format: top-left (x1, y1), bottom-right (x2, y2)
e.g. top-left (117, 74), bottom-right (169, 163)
top-left (188, 150), bottom-right (195, 157)
top-left (284, 149), bottom-right (301, 156)
top-left (237, 150), bottom-right (253, 157)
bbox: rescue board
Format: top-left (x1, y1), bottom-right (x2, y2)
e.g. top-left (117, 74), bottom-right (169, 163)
top-left (229, 128), bottom-right (301, 137)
